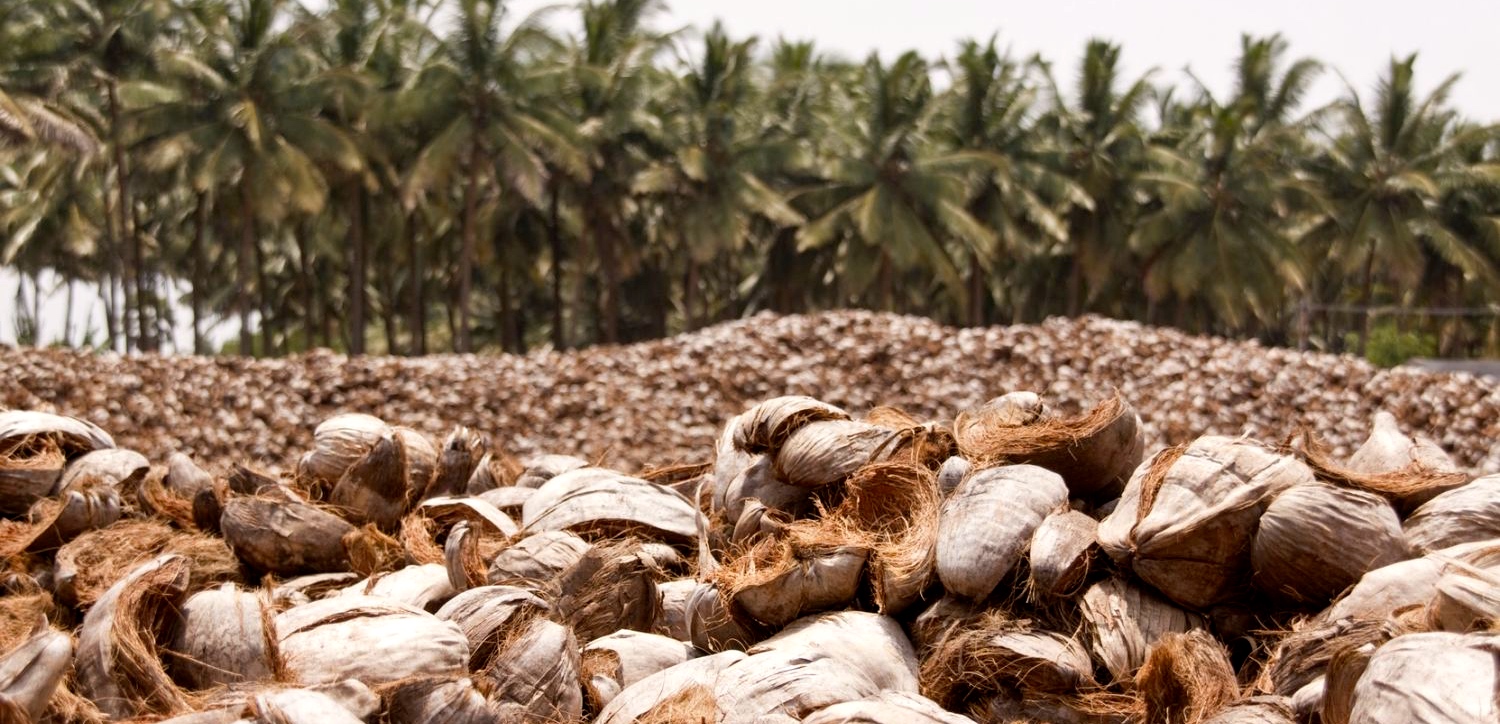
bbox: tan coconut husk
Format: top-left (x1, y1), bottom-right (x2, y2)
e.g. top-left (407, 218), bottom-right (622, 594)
top-left (978, 690), bottom-right (1144, 724)
top-left (640, 461), bottom-right (713, 486)
top-left (75, 555), bottom-right (195, 719)
top-left (0, 623), bottom-right (72, 722)
top-left (909, 594), bottom-right (985, 653)
top-left (730, 500), bottom-right (791, 548)
top-left (683, 582), bottom-right (756, 652)
top-left (0, 411), bottom-right (114, 460)
top-left (435, 585), bottom-right (550, 671)
top-left (936, 464), bottom-right (1068, 601)
top-left (520, 468), bottom-right (704, 543)
top-left (749, 611), bottom-right (920, 693)
top-left (18, 481), bottom-right (123, 554)
top-left (1029, 508), bottom-right (1100, 598)
top-left (1344, 631), bottom-right (1500, 723)
top-left (0, 590), bottom-right (55, 655)
top-left (474, 485), bottom-right (535, 517)
top-left (514, 454), bottom-right (590, 490)
top-left (635, 683), bottom-right (716, 724)
top-left (340, 563), bottom-right (456, 612)
top-left (732, 396), bottom-right (849, 455)
top-left (1425, 565), bottom-right (1500, 633)
top-left (594, 651), bottom-right (745, 724)
top-left (276, 595), bottom-right (468, 687)
top-left (715, 456), bottom-right (812, 524)
top-left (225, 464), bottom-right (282, 497)
top-left (480, 617), bottom-right (583, 723)
top-left (554, 540), bottom-right (662, 643)
top-left (711, 646), bottom-right (889, 724)
top-left (138, 471), bottom-right (199, 530)
top-left (1318, 640), bottom-right (1375, 724)
top-left (1080, 577), bottom-right (1207, 685)
top-left (165, 584), bottom-right (279, 690)
top-left (221, 497), bottom-right (357, 576)
top-left (1098, 436), bottom-right (1314, 609)
top-left (772, 420), bottom-right (904, 488)
top-left (341, 524), bottom-right (405, 577)
top-left (1254, 617), bottom-right (1399, 697)
top-left (803, 690), bottom-right (976, 724)
top-left (379, 676), bottom-right (498, 724)
top-left (0, 438), bottom-right (64, 517)
top-left (1250, 483), bottom-right (1409, 607)
top-left (270, 572), bottom-right (363, 609)
top-left (327, 432), bottom-right (410, 532)
top-left (828, 462), bottom-right (940, 613)
top-left (487, 530), bottom-right (592, 587)
top-left (191, 481), bottom-right (226, 535)
top-left (1347, 411), bottom-right (1458, 475)
top-left (0, 499), bottom-right (59, 561)
top-left (1403, 474), bottom-right (1500, 553)
top-left (955, 394), bottom-right (1144, 501)
top-left (1136, 630), bottom-right (1239, 724)
top-left (1297, 431), bottom-right (1468, 516)
top-left (399, 514), bottom-right (446, 566)
top-left (297, 413), bottom-right (388, 487)
top-left (714, 522), bottom-right (871, 629)
top-left (417, 496), bottom-right (518, 538)
top-left (162, 453), bottom-right (214, 499)
top-left (581, 630), bottom-right (696, 713)
top-left (920, 613), bottom-right (1096, 710)
top-left (1202, 696), bottom-right (1296, 724)
top-left (420, 427), bottom-right (487, 501)
top-left (54, 519), bottom-right (241, 608)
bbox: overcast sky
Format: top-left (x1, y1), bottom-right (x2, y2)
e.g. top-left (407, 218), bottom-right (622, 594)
top-left (504, 0), bottom-right (1500, 120)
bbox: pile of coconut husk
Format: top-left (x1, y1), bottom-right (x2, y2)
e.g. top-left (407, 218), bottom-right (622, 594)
top-left (1, 383), bottom-right (1496, 723)
top-left (3, 311), bottom-right (1497, 475)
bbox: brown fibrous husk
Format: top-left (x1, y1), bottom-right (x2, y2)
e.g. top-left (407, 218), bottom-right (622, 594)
top-left (55, 519), bottom-right (241, 608)
top-left (1296, 431), bottom-right (1469, 516)
top-left (138, 470), bottom-right (199, 530)
top-left (1253, 616), bottom-right (1402, 697)
top-left (400, 514), bottom-right (447, 566)
top-left (0, 590), bottom-right (55, 654)
top-left (954, 393), bottom-right (1143, 500)
top-left (343, 524), bottom-right (407, 577)
top-left (1136, 630), bottom-right (1240, 724)
top-left (830, 462), bottom-right (940, 613)
top-left (635, 683), bottom-right (717, 724)
top-left (920, 611), bottom-right (1095, 710)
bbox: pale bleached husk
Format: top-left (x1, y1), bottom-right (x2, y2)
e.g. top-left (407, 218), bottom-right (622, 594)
top-left (435, 585), bottom-right (550, 670)
top-left (1029, 508), bottom-right (1099, 598)
top-left (1250, 483), bottom-right (1409, 606)
top-left (481, 617), bottom-right (582, 723)
top-left (732, 396), bottom-right (849, 455)
top-left (297, 413), bottom-right (388, 486)
top-left (685, 582), bottom-right (756, 652)
top-left (395, 426), bottom-right (438, 498)
top-left (327, 432), bottom-right (410, 531)
top-left (1345, 632), bottom-right (1500, 723)
top-left (474, 486), bottom-right (534, 515)
top-left (772, 420), bottom-right (902, 488)
top-left (802, 690), bottom-right (978, 724)
top-left (919, 617), bottom-right (1096, 710)
top-left (0, 624), bottom-right (72, 721)
top-left (582, 630), bottom-right (697, 711)
top-left (163, 452), bottom-right (214, 499)
top-left (712, 647), bottom-right (889, 724)
top-left (487, 530), bottom-right (591, 586)
top-left (1080, 577), bottom-right (1206, 684)
top-left (1425, 565), bottom-right (1500, 632)
top-left (1204, 696), bottom-right (1297, 724)
top-left (656, 578), bottom-right (696, 640)
top-left (167, 583), bottom-right (277, 689)
top-left (716, 456), bottom-right (811, 523)
top-left (1348, 411), bottom-right (1457, 475)
top-left (418, 495), bottom-right (519, 538)
top-left (0, 410), bottom-right (114, 457)
top-left (956, 395), bottom-right (1145, 502)
top-left (246, 686), bottom-right (369, 723)
top-left (725, 541), bottom-right (869, 629)
top-left (514, 454), bottom-right (590, 489)
top-left (594, 650), bottom-right (746, 724)
top-left (381, 676), bottom-right (499, 724)
top-left (1403, 475), bottom-right (1500, 553)
top-left (935, 456), bottom-right (970, 496)
top-left (338, 563), bottom-right (455, 611)
top-left (276, 595), bottom-right (468, 686)
top-left (1097, 436), bottom-right (1314, 609)
top-left (554, 540), bottom-right (661, 643)
top-left (1326, 539), bottom-right (1500, 621)
top-left (936, 464), bottom-right (1067, 600)
top-left (76, 554), bottom-right (194, 719)
top-left (521, 467), bottom-right (703, 542)
top-left (748, 612), bottom-right (920, 693)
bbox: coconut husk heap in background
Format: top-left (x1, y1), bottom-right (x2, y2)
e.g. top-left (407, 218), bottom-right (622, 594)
top-left (1, 322), bottom-right (1499, 721)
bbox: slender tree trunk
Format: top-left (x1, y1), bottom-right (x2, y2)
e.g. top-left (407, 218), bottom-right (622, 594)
top-left (253, 230), bottom-right (277, 355)
top-left (594, 212), bottom-right (622, 344)
top-left (1356, 242), bottom-right (1377, 358)
top-left (498, 262), bottom-right (515, 352)
top-left (549, 183), bottom-right (565, 350)
top-left (967, 250), bottom-right (985, 327)
top-left (189, 192), bottom-right (207, 354)
top-left (407, 212), bottom-right (426, 355)
top-left (1067, 253), bottom-right (1084, 317)
top-left (237, 181), bottom-right (256, 357)
top-left (684, 257), bottom-right (699, 331)
top-left (347, 185), bottom-right (367, 355)
top-left (62, 276), bottom-right (75, 345)
top-left (106, 80), bottom-right (154, 352)
top-left (877, 252), bottom-right (895, 311)
top-left (295, 221), bottom-right (315, 351)
top-left (458, 148), bottom-right (478, 353)
top-left (30, 270), bottom-right (42, 344)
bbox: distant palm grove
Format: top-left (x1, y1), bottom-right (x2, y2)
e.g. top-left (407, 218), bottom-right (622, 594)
top-left (2, 0), bottom-right (1499, 362)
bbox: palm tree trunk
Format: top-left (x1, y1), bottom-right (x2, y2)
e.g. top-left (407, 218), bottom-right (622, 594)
top-left (877, 252), bottom-right (895, 311)
top-left (594, 210), bottom-right (622, 344)
top-left (347, 185), bottom-right (367, 355)
top-left (237, 180), bottom-right (256, 357)
top-left (63, 277), bottom-right (75, 345)
top-left (407, 212), bottom-right (426, 355)
top-left (684, 257), bottom-right (699, 331)
top-left (191, 192), bottom-right (207, 354)
top-left (498, 262), bottom-right (515, 352)
top-left (458, 148), bottom-right (478, 353)
top-left (254, 233), bottom-right (277, 355)
top-left (549, 182), bottom-right (565, 350)
top-left (1356, 242), bottom-right (1377, 357)
top-left (967, 250), bottom-right (985, 327)
top-left (296, 221), bottom-right (315, 351)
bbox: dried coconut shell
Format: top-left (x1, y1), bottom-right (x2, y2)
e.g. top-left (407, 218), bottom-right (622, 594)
top-left (474, 485), bottom-right (533, 515)
top-left (1403, 474), bottom-right (1500, 553)
top-left (221, 497), bottom-right (357, 575)
top-left (54, 519), bottom-right (241, 608)
top-left (581, 630), bottom-right (696, 712)
top-left (521, 468), bottom-right (703, 542)
top-left (328, 432), bottom-right (410, 531)
top-left (1098, 436), bottom-right (1314, 609)
top-left (75, 554), bottom-right (193, 719)
top-left (481, 617), bottom-right (583, 723)
top-left (1081, 577), bottom-right (1207, 684)
top-left (1136, 630), bottom-right (1239, 724)
top-left (1425, 566), bottom-right (1500, 632)
top-left (1204, 696), bottom-right (1296, 724)
top-left (716, 456), bottom-right (811, 523)
top-left (717, 525), bottom-right (870, 629)
top-left (1029, 508), bottom-right (1099, 598)
top-left (380, 676), bottom-right (498, 724)
top-left (1349, 411), bottom-right (1457, 476)
top-left (163, 452), bottom-right (214, 499)
top-left (418, 496), bottom-right (518, 538)
top-left (514, 454), bottom-right (589, 489)
top-left (936, 464), bottom-right (1067, 600)
top-left (555, 541), bottom-right (661, 643)
top-left (487, 530), bottom-right (591, 586)
top-left (772, 420), bottom-right (902, 488)
top-left (955, 394), bottom-right (1144, 501)
top-left (0, 438), bottom-right (64, 516)
top-left (339, 563), bottom-right (455, 611)
top-left (594, 650), bottom-right (746, 724)
top-left (733, 396), bottom-right (849, 455)
top-left (276, 595), bottom-right (468, 686)
top-left (802, 690), bottom-right (977, 724)
top-left (1250, 483), bottom-right (1408, 606)
top-left (1345, 632), bottom-right (1500, 723)
top-left (297, 413), bottom-right (388, 486)
top-left (0, 624), bottom-right (72, 722)
top-left (166, 583), bottom-right (277, 689)
top-left (1298, 430), bottom-right (1467, 516)
top-left (0, 410), bottom-right (113, 458)
top-left (435, 585), bottom-right (550, 670)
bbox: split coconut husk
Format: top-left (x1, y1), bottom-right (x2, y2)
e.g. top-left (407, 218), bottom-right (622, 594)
top-left (327, 432), bottom-right (410, 531)
top-left (1204, 696), bottom-right (1296, 724)
top-left (1135, 630), bottom-right (1239, 724)
top-left (0, 437), bottom-right (64, 517)
top-left (830, 462), bottom-right (941, 613)
top-left (712, 646), bottom-right (892, 724)
top-left (138, 471), bottom-right (200, 530)
top-left (594, 650), bottom-right (746, 724)
top-left (55, 448), bottom-right (149, 499)
top-left (514, 454), bottom-right (590, 489)
top-left (243, 686), bottom-right (370, 724)
top-left (19, 479), bottom-right (123, 553)
top-left (715, 522), bottom-right (870, 629)
top-left (297, 413), bottom-right (388, 487)
top-left (435, 585), bottom-right (550, 671)
top-left (1403, 474), bottom-right (1500, 553)
top-left (220, 497), bottom-right (357, 575)
top-left (715, 456), bottom-right (812, 524)
top-left (418, 495), bottom-right (518, 538)
top-left (909, 594), bottom-right (984, 652)
top-left (0, 622), bottom-right (72, 722)
top-left (731, 500), bottom-right (791, 548)
top-left (400, 514), bottom-right (446, 566)
top-left (554, 540), bottom-right (662, 643)
top-left (54, 518), bottom-right (242, 608)
top-left (749, 611), bottom-right (920, 693)
top-left (1029, 508), bottom-right (1100, 598)
top-left (464, 451), bottom-right (526, 496)
top-left (343, 523), bottom-right (407, 576)
top-left (683, 582), bottom-right (756, 652)
top-left (276, 595), bottom-right (468, 686)
top-left (581, 630), bottom-right (696, 712)
top-left (487, 530), bottom-right (592, 586)
top-left (481, 617), bottom-right (583, 723)
top-left (1318, 640), bottom-right (1375, 724)
top-left (975, 688), bottom-right (1143, 724)
top-left (954, 394), bottom-right (1144, 501)
top-left (935, 456), bottom-right (970, 496)
top-left (1249, 483), bottom-right (1409, 607)
top-left (1349, 411), bottom-right (1458, 475)
top-left (1098, 436), bottom-right (1314, 609)
top-left (380, 676), bottom-right (499, 724)
top-left (0, 586), bottom-right (55, 654)
top-left (474, 485), bottom-right (535, 516)
top-left (422, 426), bottom-right (487, 501)
top-left (269, 573), bottom-right (362, 608)
top-left (163, 453), bottom-right (214, 500)
top-left (1344, 632), bottom-right (1500, 723)
top-left (936, 464), bottom-right (1068, 601)
top-left (1425, 564), bottom-right (1500, 633)
top-left (521, 468), bottom-right (703, 543)
top-left (166, 583), bottom-right (280, 690)
top-left (656, 578), bottom-right (696, 640)
top-left (1324, 539), bottom-right (1500, 622)
top-left (802, 690), bottom-right (977, 724)
top-left (772, 420), bottom-right (903, 488)
top-left (1297, 430), bottom-right (1467, 516)
top-left (920, 614), bottom-right (1096, 709)
top-left (443, 521), bottom-right (486, 592)
top-left (732, 396), bottom-right (849, 455)
top-left (1255, 617), bottom-right (1399, 698)
top-left (75, 554), bottom-right (194, 719)
top-left (1081, 577), bottom-right (1207, 684)
top-left (339, 563), bottom-right (456, 612)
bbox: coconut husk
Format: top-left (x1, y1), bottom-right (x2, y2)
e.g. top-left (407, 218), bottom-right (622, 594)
top-left (1098, 436), bottom-right (1314, 609)
top-left (380, 676), bottom-right (499, 724)
top-left (420, 427), bottom-right (487, 501)
top-left (399, 514), bottom-right (446, 566)
top-left (418, 496), bottom-right (518, 538)
top-left (221, 497), bottom-right (357, 576)
top-left (909, 594), bottom-right (984, 653)
top-left (554, 540), bottom-right (662, 643)
top-left (955, 394), bottom-right (1144, 501)
top-left (435, 585), bottom-right (550, 671)
top-left (0, 411), bottom-right (114, 458)
top-left (513, 454), bottom-right (590, 489)
top-left (684, 582), bottom-right (756, 652)
top-left (480, 617), bottom-right (582, 723)
top-left (936, 464), bottom-right (1068, 601)
top-left (732, 396), bottom-right (849, 455)
top-left (270, 573), bottom-right (363, 609)
top-left (1255, 617), bottom-right (1399, 697)
top-left (246, 686), bottom-right (368, 724)
top-left (487, 530), bottom-right (591, 586)
top-left (442, 522), bottom-right (487, 592)
top-left (161, 452), bottom-right (214, 499)
top-left (54, 519), bottom-right (241, 608)
top-left (343, 523), bottom-right (406, 576)
top-left (640, 461), bottom-right (713, 487)
top-left (920, 615), bottom-right (1096, 709)
top-left (1321, 539), bottom-right (1500, 622)
top-left (1318, 641), bottom-right (1374, 724)
top-left (730, 500), bottom-right (791, 548)
top-left (276, 595), bottom-right (468, 686)
top-left (0, 623), bottom-right (72, 722)
top-left (521, 468), bottom-right (704, 543)
top-left (226, 464), bottom-right (282, 497)
top-left (191, 481), bottom-right (226, 535)
top-left (328, 432), bottom-right (410, 532)
top-left (976, 688), bottom-right (1143, 724)
top-left (715, 524), bottom-right (870, 629)
top-left (715, 456), bottom-right (811, 524)
top-left (0, 588), bottom-right (55, 655)
top-left (139, 471), bottom-right (199, 530)
top-left (340, 563), bottom-right (456, 612)
top-left (750, 611), bottom-right (920, 693)
top-left (166, 584), bottom-right (279, 690)
top-left (935, 456), bottom-right (971, 496)
top-left (1425, 565), bottom-right (1500, 633)
top-left (1250, 483), bottom-right (1409, 607)
top-left (297, 414), bottom-right (388, 487)
top-left (830, 463), bottom-right (941, 613)
top-left (0, 438), bottom-right (64, 517)
top-left (772, 420), bottom-right (903, 488)
top-left (1403, 474), bottom-right (1500, 553)
top-left (75, 554), bottom-right (194, 719)
top-left (1348, 411), bottom-right (1458, 475)
top-left (1080, 577), bottom-right (1207, 684)
top-left (473, 485), bottom-right (533, 516)
top-left (1136, 630), bottom-right (1239, 724)
top-left (1297, 430), bottom-right (1467, 516)
top-left (1203, 696), bottom-right (1296, 724)
top-left (1344, 632), bottom-right (1500, 723)
top-left (19, 481), bottom-right (123, 554)
top-left (655, 579), bottom-right (695, 641)
top-left (1029, 508), bottom-right (1099, 598)
top-left (464, 451), bottom-right (522, 497)
top-left (803, 690), bottom-right (977, 724)
top-left (581, 630), bottom-right (696, 713)
top-left (594, 651), bottom-right (746, 724)
top-left (711, 646), bottom-right (890, 724)
top-left (55, 448), bottom-right (148, 497)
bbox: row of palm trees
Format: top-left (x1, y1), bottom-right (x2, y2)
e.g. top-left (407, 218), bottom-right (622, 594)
top-left (2, 0), bottom-right (1497, 359)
